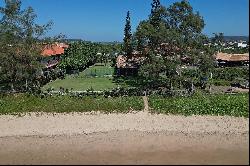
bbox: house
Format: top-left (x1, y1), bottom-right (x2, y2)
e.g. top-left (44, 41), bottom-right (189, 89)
top-left (116, 51), bottom-right (145, 76)
top-left (41, 43), bottom-right (69, 69)
top-left (215, 52), bottom-right (249, 67)
top-left (237, 42), bottom-right (248, 48)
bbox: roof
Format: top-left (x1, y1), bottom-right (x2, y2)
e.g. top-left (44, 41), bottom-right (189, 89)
top-left (116, 55), bottom-right (145, 69)
top-left (216, 53), bottom-right (249, 62)
top-left (117, 55), bottom-right (127, 68)
top-left (41, 43), bottom-right (68, 57)
top-left (56, 42), bottom-right (69, 48)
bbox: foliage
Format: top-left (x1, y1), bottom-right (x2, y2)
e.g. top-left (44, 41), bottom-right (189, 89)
top-left (138, 51), bottom-right (166, 79)
top-left (0, 94), bottom-right (144, 115)
top-left (149, 93), bottom-right (249, 117)
top-left (0, 0), bottom-right (53, 92)
top-left (212, 79), bottom-right (231, 86)
top-left (58, 41), bottom-right (122, 71)
top-left (134, 0), bottom-right (215, 89)
top-left (182, 67), bottom-right (249, 87)
top-left (212, 67), bottom-right (249, 81)
top-left (58, 41), bottom-right (99, 70)
top-left (123, 11), bottom-right (133, 58)
top-left (211, 67), bottom-right (249, 87)
top-left (211, 33), bottom-right (224, 45)
top-left (96, 42), bottom-right (122, 64)
top-left (222, 47), bottom-right (249, 54)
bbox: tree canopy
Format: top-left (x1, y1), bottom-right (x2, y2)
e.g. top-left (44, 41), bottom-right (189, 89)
top-left (0, 0), bottom-right (53, 92)
top-left (123, 11), bottom-right (133, 58)
top-left (134, 0), bottom-right (215, 86)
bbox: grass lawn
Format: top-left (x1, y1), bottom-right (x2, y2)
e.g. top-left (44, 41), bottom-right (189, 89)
top-left (0, 94), bottom-right (144, 115)
top-left (42, 77), bottom-right (117, 91)
top-left (42, 64), bottom-right (117, 91)
top-left (80, 64), bottom-right (114, 77)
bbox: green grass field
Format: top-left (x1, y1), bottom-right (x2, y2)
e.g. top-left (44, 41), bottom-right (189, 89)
top-left (42, 64), bottom-right (117, 91)
top-left (42, 77), bottom-right (117, 91)
top-left (80, 64), bottom-right (114, 77)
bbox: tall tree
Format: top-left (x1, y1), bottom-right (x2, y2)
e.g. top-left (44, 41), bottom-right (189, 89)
top-left (150, 0), bottom-right (162, 28)
top-left (0, 0), bottom-right (53, 92)
top-left (135, 0), bottom-right (215, 89)
top-left (123, 11), bottom-right (133, 59)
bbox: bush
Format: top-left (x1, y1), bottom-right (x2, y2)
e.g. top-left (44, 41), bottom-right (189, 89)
top-left (213, 67), bottom-right (249, 81)
top-left (212, 79), bottom-right (231, 86)
top-left (0, 94), bottom-right (144, 115)
top-left (149, 93), bottom-right (249, 117)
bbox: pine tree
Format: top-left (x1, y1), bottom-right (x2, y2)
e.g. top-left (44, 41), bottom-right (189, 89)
top-left (123, 11), bottom-right (133, 58)
top-left (151, 0), bottom-right (161, 14)
top-left (150, 0), bottom-right (162, 28)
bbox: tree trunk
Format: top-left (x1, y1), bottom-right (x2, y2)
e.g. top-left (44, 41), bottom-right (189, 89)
top-left (191, 81), bottom-right (195, 93)
top-left (11, 83), bottom-right (15, 92)
top-left (25, 79), bottom-right (28, 91)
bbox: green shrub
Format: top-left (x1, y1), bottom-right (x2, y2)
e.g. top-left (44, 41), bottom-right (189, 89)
top-left (0, 94), bottom-right (144, 115)
top-left (149, 93), bottom-right (249, 117)
top-left (212, 79), bottom-right (231, 86)
top-left (213, 67), bottom-right (249, 81)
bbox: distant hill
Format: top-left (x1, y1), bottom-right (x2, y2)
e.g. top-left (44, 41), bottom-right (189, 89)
top-left (223, 36), bottom-right (249, 42)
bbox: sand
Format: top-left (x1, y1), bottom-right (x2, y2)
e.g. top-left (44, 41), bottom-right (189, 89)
top-left (0, 112), bottom-right (249, 165)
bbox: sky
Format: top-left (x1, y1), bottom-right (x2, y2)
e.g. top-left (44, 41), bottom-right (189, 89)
top-left (0, 0), bottom-right (249, 42)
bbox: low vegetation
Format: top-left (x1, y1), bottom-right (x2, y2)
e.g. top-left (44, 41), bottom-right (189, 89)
top-left (0, 94), bottom-right (144, 115)
top-left (1, 93), bottom-right (248, 118)
top-left (149, 93), bottom-right (249, 117)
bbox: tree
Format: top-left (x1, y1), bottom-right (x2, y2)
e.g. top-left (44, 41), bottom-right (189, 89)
top-left (150, 0), bottom-right (164, 28)
top-left (136, 0), bottom-right (166, 50)
top-left (123, 11), bottom-right (133, 58)
top-left (59, 41), bottom-right (100, 71)
top-left (211, 32), bottom-right (224, 52)
top-left (0, 0), bottom-right (53, 92)
top-left (134, 0), bottom-right (215, 89)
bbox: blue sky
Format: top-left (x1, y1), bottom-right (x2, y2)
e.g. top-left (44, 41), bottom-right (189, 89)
top-left (0, 0), bottom-right (249, 42)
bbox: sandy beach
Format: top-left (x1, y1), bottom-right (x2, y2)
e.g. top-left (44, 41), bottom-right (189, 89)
top-left (0, 112), bottom-right (249, 165)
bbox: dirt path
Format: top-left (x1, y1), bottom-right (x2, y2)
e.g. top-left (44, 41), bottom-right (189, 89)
top-left (142, 96), bottom-right (149, 112)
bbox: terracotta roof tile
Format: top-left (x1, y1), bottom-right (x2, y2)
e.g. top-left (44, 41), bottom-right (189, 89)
top-left (41, 45), bottom-right (66, 57)
top-left (216, 53), bottom-right (249, 62)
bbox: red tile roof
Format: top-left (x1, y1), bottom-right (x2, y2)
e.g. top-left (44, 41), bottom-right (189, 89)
top-left (41, 44), bottom-right (67, 57)
top-left (216, 53), bottom-right (249, 62)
